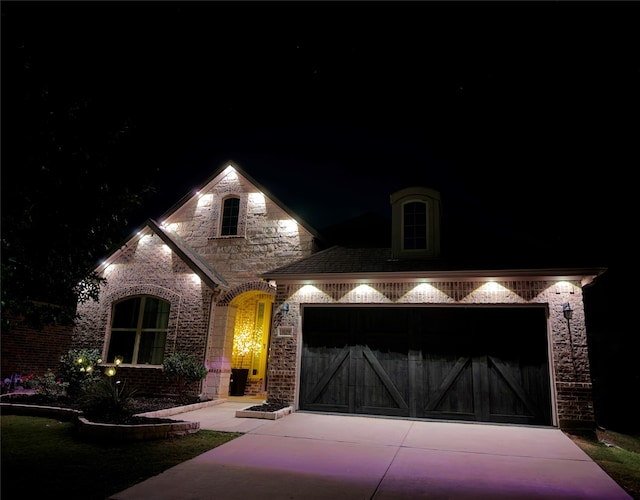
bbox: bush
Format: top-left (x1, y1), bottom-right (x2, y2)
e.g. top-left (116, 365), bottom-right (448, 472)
top-left (162, 352), bottom-right (207, 400)
top-left (59, 348), bottom-right (103, 397)
top-left (29, 370), bottom-right (69, 399)
top-left (79, 376), bottom-right (138, 417)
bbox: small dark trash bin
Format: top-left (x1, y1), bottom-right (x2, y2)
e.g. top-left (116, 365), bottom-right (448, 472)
top-left (230, 368), bottom-right (249, 396)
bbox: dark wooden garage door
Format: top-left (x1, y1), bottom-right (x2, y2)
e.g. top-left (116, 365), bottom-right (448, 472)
top-left (300, 306), bottom-right (552, 426)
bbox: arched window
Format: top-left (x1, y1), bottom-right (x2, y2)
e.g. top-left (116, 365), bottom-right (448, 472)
top-left (106, 296), bottom-right (170, 365)
top-left (221, 196), bottom-right (240, 236)
top-left (390, 187), bottom-right (441, 259)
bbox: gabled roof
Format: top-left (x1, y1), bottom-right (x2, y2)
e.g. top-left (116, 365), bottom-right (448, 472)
top-left (157, 160), bottom-right (323, 243)
top-left (260, 245), bottom-right (607, 287)
top-left (147, 219), bottom-right (228, 289)
top-left (92, 159), bottom-right (326, 275)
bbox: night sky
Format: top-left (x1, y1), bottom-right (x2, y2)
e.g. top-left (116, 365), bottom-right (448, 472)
top-left (2, 1), bottom-right (638, 287)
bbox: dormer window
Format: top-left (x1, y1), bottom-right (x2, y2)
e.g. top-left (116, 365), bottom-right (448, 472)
top-left (391, 187), bottom-right (441, 259)
top-left (403, 201), bottom-right (427, 250)
top-left (221, 196), bottom-right (240, 236)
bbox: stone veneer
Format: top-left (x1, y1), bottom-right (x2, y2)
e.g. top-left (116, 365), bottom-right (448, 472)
top-left (66, 164), bottom-right (597, 431)
top-left (72, 166), bottom-right (317, 397)
top-left (267, 279), bottom-right (595, 430)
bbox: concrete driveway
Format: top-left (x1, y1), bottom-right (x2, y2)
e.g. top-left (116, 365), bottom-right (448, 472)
top-left (110, 399), bottom-right (631, 499)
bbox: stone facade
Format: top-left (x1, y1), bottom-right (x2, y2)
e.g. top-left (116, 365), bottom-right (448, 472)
top-left (72, 163), bottom-right (317, 398)
top-left (66, 161), bottom-right (600, 431)
top-left (267, 279), bottom-right (595, 430)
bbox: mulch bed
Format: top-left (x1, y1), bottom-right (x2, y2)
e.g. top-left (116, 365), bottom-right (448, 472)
top-left (1, 393), bottom-right (201, 425)
top-left (2, 393), bottom-right (291, 423)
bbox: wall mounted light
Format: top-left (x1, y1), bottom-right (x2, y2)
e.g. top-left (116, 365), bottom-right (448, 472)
top-left (281, 303), bottom-right (290, 316)
top-left (562, 303), bottom-right (573, 321)
top-left (562, 302), bottom-right (576, 374)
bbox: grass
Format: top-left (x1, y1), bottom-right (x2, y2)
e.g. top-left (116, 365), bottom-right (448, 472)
top-left (566, 428), bottom-right (640, 499)
top-left (0, 415), bottom-right (242, 500)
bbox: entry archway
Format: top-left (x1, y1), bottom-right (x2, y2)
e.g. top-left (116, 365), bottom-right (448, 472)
top-left (229, 290), bottom-right (274, 396)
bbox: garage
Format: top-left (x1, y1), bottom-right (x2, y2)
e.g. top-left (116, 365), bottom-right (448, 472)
top-left (300, 305), bottom-right (552, 426)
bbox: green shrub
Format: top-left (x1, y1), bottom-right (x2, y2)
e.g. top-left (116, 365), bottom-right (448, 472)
top-left (29, 371), bottom-right (69, 398)
top-left (79, 376), bottom-right (138, 417)
top-left (59, 348), bottom-right (103, 397)
top-left (162, 352), bottom-right (207, 399)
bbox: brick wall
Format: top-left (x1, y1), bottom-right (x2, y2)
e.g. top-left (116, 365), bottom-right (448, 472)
top-left (1, 313), bottom-right (73, 381)
top-left (267, 279), bottom-right (595, 429)
top-left (72, 166), bottom-right (317, 400)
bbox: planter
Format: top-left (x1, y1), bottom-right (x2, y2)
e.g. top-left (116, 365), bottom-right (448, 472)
top-left (76, 416), bottom-right (200, 441)
top-left (229, 368), bottom-right (249, 396)
top-left (0, 401), bottom-right (201, 442)
top-left (0, 402), bottom-right (80, 421)
top-left (235, 405), bottom-right (293, 420)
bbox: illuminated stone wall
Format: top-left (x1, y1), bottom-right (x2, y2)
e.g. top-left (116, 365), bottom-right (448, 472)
top-left (267, 279), bottom-right (595, 430)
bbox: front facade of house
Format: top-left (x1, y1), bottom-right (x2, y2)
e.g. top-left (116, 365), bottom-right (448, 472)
top-left (73, 162), bottom-right (319, 398)
top-left (72, 162), bottom-right (605, 431)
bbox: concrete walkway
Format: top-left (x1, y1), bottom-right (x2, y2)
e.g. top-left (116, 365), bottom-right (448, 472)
top-left (110, 398), bottom-right (632, 499)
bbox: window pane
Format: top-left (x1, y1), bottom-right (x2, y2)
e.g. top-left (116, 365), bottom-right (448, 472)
top-left (106, 332), bottom-right (135, 364)
top-left (112, 298), bottom-right (141, 328)
top-left (403, 201), bottom-right (427, 250)
top-left (138, 332), bottom-right (167, 365)
top-left (221, 197), bottom-right (240, 236)
top-left (108, 295), bottom-right (171, 365)
top-left (142, 297), bottom-right (170, 329)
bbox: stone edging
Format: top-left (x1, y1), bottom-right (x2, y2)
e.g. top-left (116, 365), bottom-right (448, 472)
top-left (76, 416), bottom-right (200, 441)
top-left (0, 402), bottom-right (201, 442)
top-left (136, 398), bottom-right (226, 418)
top-left (0, 403), bottom-right (80, 421)
top-left (235, 406), bottom-right (293, 420)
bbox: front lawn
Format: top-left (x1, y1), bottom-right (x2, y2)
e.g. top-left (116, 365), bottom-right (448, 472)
top-left (1, 415), bottom-right (241, 500)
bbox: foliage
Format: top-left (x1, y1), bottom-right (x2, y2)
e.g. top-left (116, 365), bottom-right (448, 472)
top-left (1, 20), bottom-right (158, 330)
top-left (1, 414), bottom-right (241, 500)
top-left (20, 373), bottom-right (35, 389)
top-left (567, 429), bottom-right (640, 499)
top-left (59, 348), bottom-right (103, 397)
top-left (79, 377), bottom-right (138, 418)
top-left (28, 371), bottom-right (69, 399)
top-left (162, 352), bottom-right (208, 398)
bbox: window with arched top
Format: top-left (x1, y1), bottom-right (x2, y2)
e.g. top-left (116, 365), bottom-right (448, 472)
top-left (106, 296), bottom-right (170, 365)
top-left (390, 187), bottom-right (441, 259)
top-left (221, 196), bottom-right (240, 236)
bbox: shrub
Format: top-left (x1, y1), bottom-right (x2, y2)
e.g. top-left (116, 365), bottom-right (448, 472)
top-left (162, 352), bottom-right (207, 400)
top-left (59, 348), bottom-right (103, 397)
top-left (79, 376), bottom-right (138, 417)
top-left (29, 371), bottom-right (69, 399)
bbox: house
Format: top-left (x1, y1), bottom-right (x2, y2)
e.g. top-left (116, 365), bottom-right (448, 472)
top-left (72, 160), bottom-right (606, 432)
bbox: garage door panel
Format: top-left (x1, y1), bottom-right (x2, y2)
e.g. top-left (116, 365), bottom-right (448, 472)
top-left (300, 346), bottom-right (350, 411)
top-left (488, 356), bottom-right (552, 424)
top-left (358, 346), bottom-right (409, 414)
top-left (423, 356), bottom-right (476, 415)
top-left (488, 360), bottom-right (531, 418)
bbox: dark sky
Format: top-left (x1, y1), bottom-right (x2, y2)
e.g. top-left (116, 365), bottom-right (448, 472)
top-left (2, 1), bottom-right (638, 270)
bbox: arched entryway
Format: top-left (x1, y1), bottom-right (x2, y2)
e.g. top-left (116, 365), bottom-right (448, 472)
top-left (229, 290), bottom-right (274, 396)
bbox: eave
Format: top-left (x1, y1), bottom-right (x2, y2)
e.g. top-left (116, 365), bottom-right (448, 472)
top-left (147, 219), bottom-right (228, 290)
top-left (261, 267), bottom-right (608, 288)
